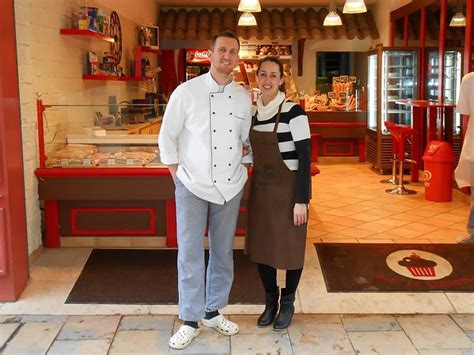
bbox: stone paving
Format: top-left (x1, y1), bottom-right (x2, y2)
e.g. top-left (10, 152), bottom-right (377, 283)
top-left (0, 313), bottom-right (472, 354)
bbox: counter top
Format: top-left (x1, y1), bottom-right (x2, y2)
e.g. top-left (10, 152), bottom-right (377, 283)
top-left (67, 134), bottom-right (158, 145)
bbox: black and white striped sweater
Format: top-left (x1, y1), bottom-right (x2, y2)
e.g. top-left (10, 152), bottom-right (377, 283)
top-left (252, 97), bottom-right (312, 203)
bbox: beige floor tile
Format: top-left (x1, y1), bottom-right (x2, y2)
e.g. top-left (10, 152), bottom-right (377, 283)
top-left (403, 222), bottom-right (442, 233)
top-left (383, 204), bottom-right (417, 213)
top-left (118, 315), bottom-right (175, 331)
top-left (376, 218), bottom-right (411, 227)
top-left (109, 330), bottom-right (170, 354)
top-left (0, 323), bottom-right (20, 348)
top-left (408, 208), bottom-right (444, 217)
top-left (326, 217), bottom-right (366, 227)
top-left (311, 222), bottom-right (347, 233)
top-left (320, 236), bottom-right (359, 243)
top-left (445, 293), bottom-right (474, 314)
top-left (419, 217), bottom-right (459, 228)
top-left (57, 315), bottom-right (121, 340)
top-left (339, 204), bottom-right (373, 213)
top-left (448, 223), bottom-right (470, 232)
top-left (341, 315), bottom-right (401, 331)
top-left (391, 212), bottom-right (428, 222)
top-left (95, 237), bottom-right (133, 248)
top-left (336, 228), bottom-right (377, 238)
top-left (418, 350), bottom-right (474, 354)
top-left (3, 322), bottom-right (62, 355)
top-left (366, 208), bottom-right (399, 218)
top-left (436, 213), bottom-right (469, 223)
top-left (228, 315), bottom-right (283, 334)
top-left (289, 322), bottom-right (354, 354)
top-left (307, 228), bottom-right (329, 238)
top-left (323, 208), bottom-right (357, 217)
top-left (397, 315), bottom-right (473, 350)
top-left (348, 331), bottom-right (418, 354)
top-left (308, 204), bottom-right (332, 213)
top-left (393, 238), bottom-right (434, 244)
top-left (450, 314), bottom-right (474, 331)
top-left (310, 212), bottom-right (341, 223)
top-left (358, 238), bottom-right (395, 243)
top-left (48, 339), bottom-right (111, 355)
top-left (61, 237), bottom-right (96, 247)
top-left (318, 200), bottom-right (351, 208)
top-left (421, 228), bottom-right (465, 240)
top-left (19, 315), bottom-right (68, 323)
top-left (231, 333), bottom-right (293, 354)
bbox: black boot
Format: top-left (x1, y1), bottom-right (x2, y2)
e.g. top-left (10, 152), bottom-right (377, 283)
top-left (257, 287), bottom-right (279, 327)
top-left (273, 289), bottom-right (295, 330)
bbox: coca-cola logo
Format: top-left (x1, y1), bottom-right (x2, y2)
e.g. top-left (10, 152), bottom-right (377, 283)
top-left (194, 51), bottom-right (208, 59)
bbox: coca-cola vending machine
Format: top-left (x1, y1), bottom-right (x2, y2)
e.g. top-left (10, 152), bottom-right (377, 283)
top-left (185, 49), bottom-right (211, 81)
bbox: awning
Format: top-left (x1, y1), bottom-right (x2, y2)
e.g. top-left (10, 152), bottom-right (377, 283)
top-left (159, 8), bottom-right (380, 41)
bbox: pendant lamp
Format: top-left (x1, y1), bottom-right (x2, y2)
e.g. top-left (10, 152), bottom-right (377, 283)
top-left (343, 0), bottom-right (367, 14)
top-left (238, 12), bottom-right (257, 26)
top-left (324, 0), bottom-right (342, 27)
top-left (238, 0), bottom-right (261, 12)
top-left (450, 0), bottom-right (466, 27)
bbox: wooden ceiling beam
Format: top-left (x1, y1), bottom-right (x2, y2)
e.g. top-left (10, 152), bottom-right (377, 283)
top-left (390, 0), bottom-right (438, 21)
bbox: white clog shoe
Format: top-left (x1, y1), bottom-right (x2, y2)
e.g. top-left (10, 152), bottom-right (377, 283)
top-left (201, 314), bottom-right (239, 336)
top-left (169, 325), bottom-right (201, 350)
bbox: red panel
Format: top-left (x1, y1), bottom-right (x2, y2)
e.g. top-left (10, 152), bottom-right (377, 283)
top-left (35, 167), bottom-right (171, 177)
top-left (45, 200), bottom-right (60, 248)
top-left (390, 21), bottom-right (395, 46)
top-left (438, 0), bottom-right (447, 103)
top-left (358, 137), bottom-right (366, 162)
top-left (309, 122), bottom-right (366, 128)
top-left (323, 142), bottom-right (354, 156)
top-left (465, 0), bottom-right (473, 74)
top-left (404, 16), bottom-right (409, 47)
top-left (420, 7), bottom-right (426, 100)
top-left (166, 200), bottom-right (177, 248)
top-left (0, 0), bottom-right (29, 301)
top-left (70, 207), bottom-right (156, 236)
top-left (59, 29), bottom-right (115, 42)
top-left (0, 209), bottom-right (7, 275)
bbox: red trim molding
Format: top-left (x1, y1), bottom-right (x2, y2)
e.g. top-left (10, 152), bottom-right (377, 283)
top-left (166, 200), bottom-right (177, 247)
top-left (309, 122), bottom-right (366, 128)
top-left (70, 207), bottom-right (156, 236)
top-left (0, 209), bottom-right (7, 275)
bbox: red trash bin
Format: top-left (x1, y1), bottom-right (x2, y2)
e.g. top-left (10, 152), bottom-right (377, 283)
top-left (422, 141), bottom-right (455, 202)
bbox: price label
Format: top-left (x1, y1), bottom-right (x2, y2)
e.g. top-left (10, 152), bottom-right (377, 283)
top-left (83, 159), bottom-right (92, 166)
top-left (349, 76), bottom-right (357, 83)
top-left (107, 158), bottom-right (116, 165)
top-left (340, 75), bottom-right (348, 83)
top-left (60, 159), bottom-right (69, 166)
top-left (333, 77), bottom-right (341, 83)
top-left (339, 92), bottom-right (347, 98)
top-left (126, 158), bottom-right (135, 165)
top-left (328, 92), bottom-right (336, 99)
top-left (315, 90), bottom-right (320, 96)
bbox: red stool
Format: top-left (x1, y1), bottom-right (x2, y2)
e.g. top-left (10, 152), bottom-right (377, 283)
top-left (381, 121), bottom-right (408, 185)
top-left (310, 133), bottom-right (322, 162)
top-left (385, 123), bottom-right (417, 195)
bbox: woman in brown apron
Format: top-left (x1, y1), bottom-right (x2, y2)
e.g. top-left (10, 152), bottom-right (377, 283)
top-left (245, 57), bottom-right (311, 330)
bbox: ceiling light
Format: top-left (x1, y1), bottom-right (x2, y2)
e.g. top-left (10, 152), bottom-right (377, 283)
top-left (324, 11), bottom-right (342, 26)
top-left (343, 0), bottom-right (367, 14)
top-left (238, 0), bottom-right (261, 12)
top-left (450, 12), bottom-right (466, 27)
top-left (238, 12), bottom-right (257, 26)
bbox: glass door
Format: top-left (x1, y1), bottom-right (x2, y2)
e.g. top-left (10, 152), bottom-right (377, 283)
top-left (382, 50), bottom-right (417, 129)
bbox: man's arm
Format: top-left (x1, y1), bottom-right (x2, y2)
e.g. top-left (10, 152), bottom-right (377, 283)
top-left (240, 93), bottom-right (253, 165)
top-left (158, 86), bottom-right (186, 179)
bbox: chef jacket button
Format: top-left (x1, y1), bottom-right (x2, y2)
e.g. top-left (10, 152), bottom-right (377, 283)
top-left (228, 163), bottom-right (231, 166)
top-left (214, 147), bottom-right (217, 150)
top-left (229, 112), bottom-right (232, 115)
top-left (227, 178), bottom-right (231, 181)
top-left (229, 129), bottom-right (232, 132)
top-left (213, 129), bottom-right (216, 132)
top-left (212, 112), bottom-right (215, 115)
top-left (228, 95), bottom-right (231, 98)
top-left (214, 180), bottom-right (216, 183)
top-left (229, 147), bottom-right (232, 150)
top-left (211, 95), bottom-right (214, 98)
top-left (214, 164), bottom-right (216, 167)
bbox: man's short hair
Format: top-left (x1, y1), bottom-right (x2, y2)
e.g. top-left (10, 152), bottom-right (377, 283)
top-left (210, 31), bottom-right (240, 51)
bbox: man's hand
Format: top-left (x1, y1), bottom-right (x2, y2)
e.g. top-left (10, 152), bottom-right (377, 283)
top-left (294, 203), bottom-right (308, 226)
top-left (242, 145), bottom-right (251, 157)
top-left (461, 186), bottom-right (471, 195)
top-left (168, 164), bottom-right (178, 183)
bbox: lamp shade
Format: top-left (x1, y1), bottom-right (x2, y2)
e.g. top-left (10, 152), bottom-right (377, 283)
top-left (343, 0), bottom-right (367, 14)
top-left (238, 0), bottom-right (261, 12)
top-left (449, 12), bottom-right (466, 27)
top-left (323, 11), bottom-right (342, 26)
top-left (238, 12), bottom-right (257, 26)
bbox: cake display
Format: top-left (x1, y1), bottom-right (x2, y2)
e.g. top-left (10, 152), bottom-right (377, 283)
top-left (398, 253), bottom-right (437, 277)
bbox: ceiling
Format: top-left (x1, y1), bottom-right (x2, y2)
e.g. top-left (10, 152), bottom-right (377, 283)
top-left (157, 0), bottom-right (378, 7)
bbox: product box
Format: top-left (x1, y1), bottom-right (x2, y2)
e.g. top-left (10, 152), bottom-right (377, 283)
top-left (80, 6), bottom-right (98, 32)
top-left (87, 52), bottom-right (99, 75)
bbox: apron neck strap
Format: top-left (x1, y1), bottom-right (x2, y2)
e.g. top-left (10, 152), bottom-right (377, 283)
top-left (273, 102), bottom-right (284, 133)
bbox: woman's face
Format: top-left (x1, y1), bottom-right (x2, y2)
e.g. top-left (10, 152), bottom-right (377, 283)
top-left (256, 61), bottom-right (284, 99)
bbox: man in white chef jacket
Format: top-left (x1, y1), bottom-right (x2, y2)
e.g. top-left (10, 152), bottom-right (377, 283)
top-left (158, 31), bottom-right (252, 350)
top-left (455, 72), bottom-right (474, 244)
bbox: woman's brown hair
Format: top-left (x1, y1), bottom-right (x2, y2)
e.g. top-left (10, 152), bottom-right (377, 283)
top-left (256, 56), bottom-right (286, 93)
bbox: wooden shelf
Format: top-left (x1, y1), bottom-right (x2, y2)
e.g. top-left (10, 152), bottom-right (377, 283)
top-left (82, 75), bottom-right (152, 81)
top-left (60, 29), bottom-right (115, 43)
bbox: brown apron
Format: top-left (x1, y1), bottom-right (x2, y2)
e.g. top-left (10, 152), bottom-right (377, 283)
top-left (245, 103), bottom-right (307, 270)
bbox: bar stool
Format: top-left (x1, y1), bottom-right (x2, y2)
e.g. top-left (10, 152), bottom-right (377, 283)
top-left (380, 121), bottom-right (408, 185)
top-left (385, 123), bottom-right (417, 195)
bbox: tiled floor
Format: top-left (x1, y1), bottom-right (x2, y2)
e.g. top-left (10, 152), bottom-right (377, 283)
top-left (0, 163), bottom-right (472, 354)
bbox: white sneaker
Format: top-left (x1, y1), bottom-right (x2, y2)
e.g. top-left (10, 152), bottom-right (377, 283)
top-left (169, 325), bottom-right (201, 350)
top-left (459, 235), bottom-right (474, 244)
top-left (201, 314), bottom-right (239, 336)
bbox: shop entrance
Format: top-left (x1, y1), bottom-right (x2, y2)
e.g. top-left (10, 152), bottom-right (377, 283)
top-left (0, 0), bottom-right (29, 301)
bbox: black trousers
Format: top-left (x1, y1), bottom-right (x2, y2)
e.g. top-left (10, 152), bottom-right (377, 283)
top-left (256, 263), bottom-right (303, 295)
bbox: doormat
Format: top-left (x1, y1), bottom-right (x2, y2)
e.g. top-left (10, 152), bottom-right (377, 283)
top-left (66, 249), bottom-right (264, 304)
top-left (315, 243), bottom-right (474, 292)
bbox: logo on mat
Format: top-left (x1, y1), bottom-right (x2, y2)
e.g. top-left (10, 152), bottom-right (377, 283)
top-left (424, 170), bottom-right (432, 187)
top-left (386, 250), bottom-right (453, 280)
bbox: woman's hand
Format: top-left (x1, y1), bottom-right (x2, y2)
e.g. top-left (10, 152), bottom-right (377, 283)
top-left (293, 203), bottom-right (308, 226)
top-left (242, 145), bottom-right (251, 157)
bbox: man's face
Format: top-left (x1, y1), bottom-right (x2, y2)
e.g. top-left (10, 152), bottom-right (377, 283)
top-left (208, 36), bottom-right (240, 75)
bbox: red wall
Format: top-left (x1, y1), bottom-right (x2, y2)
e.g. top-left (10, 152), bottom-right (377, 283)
top-left (0, 0), bottom-right (29, 301)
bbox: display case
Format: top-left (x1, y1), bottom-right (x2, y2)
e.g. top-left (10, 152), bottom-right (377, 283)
top-left (426, 49), bottom-right (462, 134)
top-left (366, 46), bottom-right (419, 173)
top-left (34, 99), bottom-right (251, 249)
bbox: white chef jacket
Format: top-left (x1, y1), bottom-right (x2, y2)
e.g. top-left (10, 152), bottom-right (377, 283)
top-left (158, 72), bottom-right (252, 204)
top-left (454, 72), bottom-right (474, 188)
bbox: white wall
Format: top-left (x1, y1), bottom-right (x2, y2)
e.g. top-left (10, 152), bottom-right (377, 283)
top-left (14, 0), bottom-right (159, 255)
top-left (372, 0), bottom-right (413, 46)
